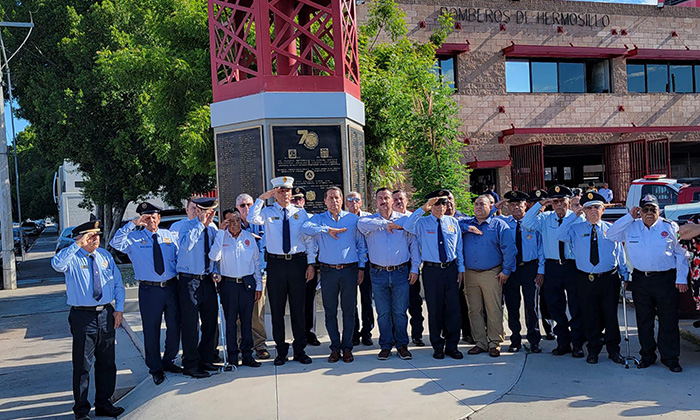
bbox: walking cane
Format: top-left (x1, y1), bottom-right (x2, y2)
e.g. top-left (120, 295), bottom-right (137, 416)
top-left (217, 285), bottom-right (235, 372)
top-left (620, 284), bottom-right (639, 369)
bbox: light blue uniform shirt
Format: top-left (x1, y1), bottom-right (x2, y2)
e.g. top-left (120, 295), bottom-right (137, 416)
top-left (521, 202), bottom-right (577, 260)
top-left (109, 222), bottom-right (178, 281)
top-left (169, 217), bottom-right (195, 241)
top-left (301, 210), bottom-right (367, 267)
top-left (176, 218), bottom-right (218, 275)
top-left (556, 215), bottom-right (629, 280)
top-left (500, 215), bottom-right (545, 275)
top-left (459, 216), bottom-right (517, 275)
top-left (51, 243), bottom-right (125, 311)
top-left (404, 208), bottom-right (465, 273)
top-left (357, 211), bottom-right (421, 274)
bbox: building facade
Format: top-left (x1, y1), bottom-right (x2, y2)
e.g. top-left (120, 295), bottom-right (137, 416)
top-left (359, 0), bottom-right (700, 203)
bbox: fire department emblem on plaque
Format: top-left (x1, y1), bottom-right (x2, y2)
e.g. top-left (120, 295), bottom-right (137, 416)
top-left (320, 148), bottom-right (329, 158)
top-left (305, 170), bottom-right (315, 181)
top-left (297, 130), bottom-right (319, 150)
top-left (307, 191), bottom-right (316, 201)
top-left (288, 149), bottom-right (297, 159)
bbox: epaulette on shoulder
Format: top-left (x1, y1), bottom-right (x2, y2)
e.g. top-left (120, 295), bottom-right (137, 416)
top-left (662, 218), bottom-right (673, 224)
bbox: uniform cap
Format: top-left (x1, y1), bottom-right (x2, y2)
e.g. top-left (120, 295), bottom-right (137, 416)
top-left (271, 176), bottom-right (294, 189)
top-left (528, 189), bottom-right (548, 202)
top-left (136, 202), bottom-right (163, 215)
top-left (292, 187), bottom-right (306, 198)
top-left (425, 189), bottom-right (451, 205)
top-left (640, 194), bottom-right (659, 208)
top-left (504, 190), bottom-right (529, 202)
top-left (192, 197), bottom-right (219, 210)
top-left (73, 220), bottom-right (102, 236)
top-left (547, 185), bottom-right (573, 198)
top-left (580, 192), bottom-right (605, 207)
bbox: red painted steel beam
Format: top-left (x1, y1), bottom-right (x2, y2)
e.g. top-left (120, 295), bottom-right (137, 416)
top-left (436, 43), bottom-right (470, 55)
top-left (467, 159), bottom-right (512, 169)
top-left (626, 47), bottom-right (700, 60)
top-left (503, 44), bottom-right (628, 59)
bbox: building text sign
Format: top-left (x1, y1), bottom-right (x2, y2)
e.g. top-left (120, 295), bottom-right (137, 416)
top-left (440, 7), bottom-right (610, 28)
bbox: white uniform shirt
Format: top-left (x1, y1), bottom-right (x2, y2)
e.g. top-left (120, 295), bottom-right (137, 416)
top-left (606, 213), bottom-right (689, 284)
top-left (209, 229), bottom-right (262, 291)
top-left (247, 199), bottom-right (317, 263)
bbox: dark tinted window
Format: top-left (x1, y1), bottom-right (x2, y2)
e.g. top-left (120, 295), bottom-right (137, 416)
top-left (670, 64), bottom-right (693, 93)
top-left (559, 62), bottom-right (585, 93)
top-left (531, 62), bottom-right (558, 93)
top-left (646, 64), bottom-right (669, 93)
top-left (627, 64), bottom-right (646, 92)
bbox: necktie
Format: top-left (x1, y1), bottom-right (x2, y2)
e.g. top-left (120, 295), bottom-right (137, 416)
top-left (557, 217), bottom-right (566, 261)
top-left (516, 221), bottom-right (523, 266)
top-left (89, 254), bottom-right (103, 301)
top-left (437, 218), bottom-right (448, 263)
top-left (152, 233), bottom-right (165, 275)
top-left (283, 208), bottom-right (291, 254)
top-left (590, 225), bottom-right (600, 266)
top-left (203, 227), bottom-right (210, 272)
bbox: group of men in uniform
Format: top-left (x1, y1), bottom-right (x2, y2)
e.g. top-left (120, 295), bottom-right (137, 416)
top-left (51, 176), bottom-right (690, 420)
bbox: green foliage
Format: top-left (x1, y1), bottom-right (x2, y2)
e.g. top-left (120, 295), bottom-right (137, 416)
top-left (359, 0), bottom-right (472, 212)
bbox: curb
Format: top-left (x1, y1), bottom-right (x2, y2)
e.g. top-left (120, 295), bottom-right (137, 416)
top-left (120, 309), bottom-right (145, 358)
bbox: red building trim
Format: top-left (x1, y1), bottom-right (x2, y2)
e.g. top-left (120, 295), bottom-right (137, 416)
top-left (503, 44), bottom-right (628, 59)
top-left (626, 47), bottom-right (700, 60)
top-left (467, 159), bottom-right (511, 169)
top-left (498, 125), bottom-right (700, 143)
top-left (436, 43), bottom-right (470, 56)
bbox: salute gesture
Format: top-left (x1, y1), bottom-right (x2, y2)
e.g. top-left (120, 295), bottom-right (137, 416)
top-left (258, 188), bottom-right (277, 201)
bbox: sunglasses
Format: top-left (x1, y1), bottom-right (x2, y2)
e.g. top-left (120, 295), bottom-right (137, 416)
top-left (641, 206), bottom-right (658, 213)
top-left (434, 201), bottom-right (446, 206)
top-left (346, 197), bottom-right (360, 203)
top-left (291, 197), bottom-right (303, 202)
top-left (237, 203), bottom-right (253, 208)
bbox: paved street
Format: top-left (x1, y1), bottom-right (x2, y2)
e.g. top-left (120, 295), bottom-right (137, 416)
top-left (1, 227), bottom-right (699, 419)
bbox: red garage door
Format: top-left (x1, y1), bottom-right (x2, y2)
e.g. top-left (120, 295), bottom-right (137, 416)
top-left (510, 142), bottom-right (544, 192)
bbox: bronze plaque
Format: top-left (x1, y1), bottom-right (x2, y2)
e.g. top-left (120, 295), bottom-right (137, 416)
top-left (271, 125), bottom-right (343, 214)
top-left (216, 127), bottom-right (264, 212)
top-left (348, 126), bottom-right (367, 199)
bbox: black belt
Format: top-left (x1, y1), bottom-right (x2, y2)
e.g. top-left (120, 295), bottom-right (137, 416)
top-left (467, 265), bottom-right (501, 273)
top-left (546, 258), bottom-right (575, 265)
top-left (633, 268), bottom-right (675, 278)
top-left (139, 278), bottom-right (176, 287)
top-left (517, 259), bottom-right (537, 267)
top-left (577, 268), bottom-right (618, 281)
top-left (222, 275), bottom-right (248, 283)
top-left (72, 304), bottom-right (112, 312)
top-left (423, 260), bottom-right (455, 269)
top-left (266, 252), bottom-right (306, 261)
top-left (319, 262), bottom-right (358, 270)
top-left (179, 273), bottom-right (211, 280)
top-left (370, 261), bottom-right (410, 272)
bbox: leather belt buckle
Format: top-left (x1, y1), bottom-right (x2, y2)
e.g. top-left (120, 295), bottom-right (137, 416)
top-left (95, 305), bottom-right (104, 311)
top-left (588, 274), bottom-right (595, 282)
top-left (159, 280), bottom-right (169, 288)
top-left (644, 271), bottom-right (652, 277)
top-left (284, 254), bottom-right (292, 261)
top-left (386, 265), bottom-right (397, 272)
top-left (558, 259), bottom-right (565, 266)
top-left (440, 262), bottom-right (450, 269)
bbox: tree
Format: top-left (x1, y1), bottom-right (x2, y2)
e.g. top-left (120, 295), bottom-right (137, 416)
top-left (359, 0), bottom-right (472, 211)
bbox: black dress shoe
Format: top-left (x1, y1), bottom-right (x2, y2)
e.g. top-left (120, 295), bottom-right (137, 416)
top-left (433, 350), bottom-right (445, 359)
top-left (668, 364), bottom-right (683, 373)
top-left (586, 355), bottom-right (599, 364)
top-left (545, 332), bottom-right (556, 341)
top-left (572, 348), bottom-right (585, 358)
top-left (445, 349), bottom-right (463, 359)
top-left (608, 353), bottom-right (624, 364)
top-left (199, 362), bottom-right (220, 371)
top-left (274, 355), bottom-right (288, 366)
top-left (75, 414), bottom-right (90, 420)
top-left (412, 337), bottom-right (426, 347)
top-left (551, 347), bottom-right (571, 356)
top-left (530, 343), bottom-right (542, 353)
top-left (508, 344), bottom-right (521, 353)
top-left (637, 359), bottom-right (655, 369)
top-left (183, 367), bottom-right (211, 378)
top-left (256, 349), bottom-right (271, 360)
top-left (306, 334), bottom-right (322, 346)
top-left (352, 336), bottom-right (361, 346)
top-left (242, 357), bottom-right (262, 368)
top-left (95, 405), bottom-right (125, 418)
top-left (163, 364), bottom-right (183, 374)
top-left (152, 371), bottom-right (165, 385)
top-left (293, 353), bottom-right (313, 364)
top-left (361, 336), bottom-right (374, 346)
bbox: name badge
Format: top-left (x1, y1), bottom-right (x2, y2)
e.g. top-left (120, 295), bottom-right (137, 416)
top-left (272, 217), bottom-right (280, 220)
top-left (80, 264), bottom-right (89, 269)
top-left (426, 230), bottom-right (436, 234)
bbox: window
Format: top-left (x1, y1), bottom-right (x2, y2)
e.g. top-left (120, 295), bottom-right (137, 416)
top-left (434, 56), bottom-right (456, 90)
top-left (627, 61), bottom-right (700, 93)
top-left (563, 167), bottom-right (572, 181)
top-left (544, 167), bottom-right (557, 181)
top-left (506, 59), bottom-right (611, 93)
top-left (640, 184), bottom-right (678, 210)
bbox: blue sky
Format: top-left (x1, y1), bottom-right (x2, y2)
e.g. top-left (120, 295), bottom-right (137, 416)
top-left (4, 100), bottom-right (29, 145)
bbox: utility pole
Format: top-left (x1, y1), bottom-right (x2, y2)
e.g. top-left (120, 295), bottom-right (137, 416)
top-left (0, 20), bottom-right (33, 290)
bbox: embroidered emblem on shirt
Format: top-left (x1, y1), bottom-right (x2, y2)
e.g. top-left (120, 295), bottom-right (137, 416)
top-left (141, 240), bottom-right (147, 245)
top-left (661, 231), bottom-right (669, 237)
top-left (102, 260), bottom-right (109, 268)
top-left (449, 226), bottom-right (455, 233)
top-left (245, 239), bottom-right (250, 246)
top-left (526, 234), bottom-right (532, 240)
top-left (293, 213), bottom-right (299, 220)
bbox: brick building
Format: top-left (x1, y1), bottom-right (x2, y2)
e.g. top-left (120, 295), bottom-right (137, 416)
top-left (359, 0), bottom-right (700, 203)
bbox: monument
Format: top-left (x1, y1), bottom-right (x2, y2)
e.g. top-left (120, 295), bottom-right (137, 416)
top-left (207, 0), bottom-right (366, 213)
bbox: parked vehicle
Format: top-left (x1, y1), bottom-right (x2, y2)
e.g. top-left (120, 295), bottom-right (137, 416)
top-left (13, 227), bottom-right (28, 254)
top-left (21, 221), bottom-right (41, 236)
top-left (677, 178), bottom-right (700, 204)
top-left (55, 226), bottom-right (76, 254)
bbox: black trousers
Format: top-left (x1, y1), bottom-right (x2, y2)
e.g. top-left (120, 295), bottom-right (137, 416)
top-left (632, 270), bottom-right (680, 365)
top-left (305, 268), bottom-right (319, 336)
top-left (576, 271), bottom-right (621, 356)
top-left (69, 306), bottom-right (116, 417)
top-left (409, 276), bottom-right (425, 339)
top-left (504, 261), bottom-right (541, 346)
top-left (267, 256), bottom-right (308, 356)
top-left (422, 263), bottom-right (461, 352)
top-left (539, 286), bottom-right (554, 335)
top-left (458, 281), bottom-right (472, 339)
top-left (138, 280), bottom-right (181, 374)
top-left (178, 273), bottom-right (218, 370)
top-left (219, 277), bottom-right (256, 358)
top-left (543, 260), bottom-right (584, 350)
top-left (354, 265), bottom-right (374, 340)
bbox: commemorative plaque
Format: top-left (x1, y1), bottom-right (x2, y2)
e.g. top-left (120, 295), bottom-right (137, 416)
top-left (271, 125), bottom-right (344, 214)
top-left (215, 127), bottom-right (264, 212)
top-left (348, 126), bottom-right (367, 198)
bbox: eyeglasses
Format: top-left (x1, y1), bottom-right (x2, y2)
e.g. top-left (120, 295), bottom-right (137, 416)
top-left (291, 197), bottom-right (303, 202)
top-left (237, 203), bottom-right (253, 208)
top-left (641, 207), bottom-right (658, 213)
top-left (347, 197), bottom-right (360, 203)
top-left (434, 201), bottom-right (446, 206)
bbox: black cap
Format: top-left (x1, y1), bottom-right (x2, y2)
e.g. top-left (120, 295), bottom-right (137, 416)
top-left (580, 192), bottom-right (606, 207)
top-left (425, 189), bottom-right (451, 205)
top-left (640, 194), bottom-right (659, 208)
top-left (528, 189), bottom-right (547, 202)
top-left (192, 197), bottom-right (218, 210)
top-left (292, 187), bottom-right (306, 198)
top-left (136, 202), bottom-right (163, 215)
top-left (73, 220), bottom-right (102, 236)
top-left (571, 188), bottom-right (583, 197)
top-left (504, 190), bottom-right (529, 202)
top-left (547, 185), bottom-right (573, 198)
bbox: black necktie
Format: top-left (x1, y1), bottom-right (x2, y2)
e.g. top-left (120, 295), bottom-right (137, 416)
top-left (557, 217), bottom-right (566, 261)
top-left (89, 254), bottom-right (103, 301)
top-left (437, 218), bottom-right (447, 263)
top-left (590, 225), bottom-right (600, 266)
top-left (203, 227), bottom-right (210, 272)
top-left (516, 221), bottom-right (523, 265)
top-left (283, 208), bottom-right (291, 254)
top-left (152, 233), bottom-right (165, 275)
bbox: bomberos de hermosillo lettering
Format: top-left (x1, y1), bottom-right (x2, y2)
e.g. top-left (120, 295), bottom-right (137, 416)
top-left (439, 7), bottom-right (610, 28)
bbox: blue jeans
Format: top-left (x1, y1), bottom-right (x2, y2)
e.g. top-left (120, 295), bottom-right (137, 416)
top-left (371, 266), bottom-right (410, 350)
top-left (320, 266), bottom-right (358, 352)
